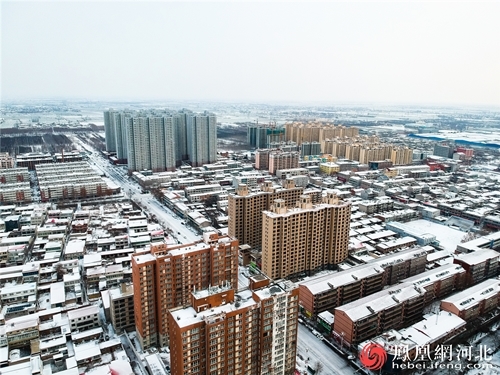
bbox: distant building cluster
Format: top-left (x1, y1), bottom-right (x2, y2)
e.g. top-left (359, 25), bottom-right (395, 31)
top-left (7, 151), bottom-right (83, 171)
top-left (247, 123), bottom-right (285, 149)
top-left (37, 162), bottom-right (119, 202)
top-left (321, 135), bottom-right (413, 166)
top-left (250, 123), bottom-right (413, 180)
top-left (284, 121), bottom-right (359, 145)
top-left (104, 109), bottom-right (217, 172)
top-left (0, 162), bottom-right (118, 204)
top-left (433, 142), bottom-right (474, 161)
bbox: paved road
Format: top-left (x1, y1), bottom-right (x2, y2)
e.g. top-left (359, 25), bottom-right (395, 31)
top-left (297, 324), bottom-right (357, 375)
top-left (70, 134), bottom-right (201, 244)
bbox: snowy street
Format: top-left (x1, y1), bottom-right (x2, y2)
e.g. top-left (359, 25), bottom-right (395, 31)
top-left (297, 324), bottom-right (358, 375)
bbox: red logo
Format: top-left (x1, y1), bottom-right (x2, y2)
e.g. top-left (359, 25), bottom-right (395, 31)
top-left (359, 342), bottom-right (387, 370)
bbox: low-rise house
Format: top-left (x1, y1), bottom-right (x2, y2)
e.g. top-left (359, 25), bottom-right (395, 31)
top-left (67, 305), bottom-right (100, 333)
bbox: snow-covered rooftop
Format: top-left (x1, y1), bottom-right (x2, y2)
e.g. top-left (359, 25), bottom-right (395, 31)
top-left (335, 283), bottom-right (426, 321)
top-left (170, 289), bottom-right (257, 329)
top-left (455, 249), bottom-right (500, 265)
top-left (401, 264), bottom-right (466, 287)
top-left (299, 263), bottom-right (384, 294)
top-left (67, 305), bottom-right (99, 321)
top-left (441, 278), bottom-right (500, 310)
top-left (367, 311), bottom-right (466, 354)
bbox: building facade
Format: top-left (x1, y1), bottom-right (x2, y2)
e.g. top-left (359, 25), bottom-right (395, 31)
top-left (453, 249), bottom-right (500, 286)
top-left (186, 112), bottom-right (217, 167)
top-left (333, 283), bottom-right (427, 346)
top-left (168, 279), bottom-right (299, 375)
top-left (441, 278), bottom-right (500, 321)
top-left (228, 180), bottom-right (314, 251)
top-left (268, 151), bottom-right (299, 175)
top-left (131, 232), bottom-right (239, 349)
top-left (261, 192), bottom-right (351, 279)
top-left (109, 283), bottom-right (135, 334)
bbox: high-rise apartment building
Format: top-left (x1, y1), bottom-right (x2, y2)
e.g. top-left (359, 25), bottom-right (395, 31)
top-left (174, 110), bottom-right (189, 164)
top-left (104, 109), bottom-right (217, 172)
top-left (131, 232), bottom-right (239, 349)
top-left (228, 179), bottom-right (321, 250)
top-left (248, 125), bottom-right (285, 149)
top-left (104, 109), bottom-right (132, 162)
top-left (344, 144), bottom-right (362, 162)
top-left (433, 143), bottom-right (454, 158)
top-left (284, 122), bottom-right (359, 145)
top-left (390, 146), bottom-right (413, 165)
top-left (300, 142), bottom-right (321, 157)
top-left (168, 278), bottom-right (299, 375)
top-left (261, 192), bottom-right (351, 279)
top-left (114, 111), bottom-right (130, 162)
top-left (358, 145), bottom-right (392, 164)
top-left (103, 109), bottom-right (117, 153)
top-left (255, 149), bottom-right (273, 170)
top-left (126, 115), bottom-right (150, 172)
top-left (268, 151), bottom-right (299, 175)
top-left (187, 112), bottom-right (217, 167)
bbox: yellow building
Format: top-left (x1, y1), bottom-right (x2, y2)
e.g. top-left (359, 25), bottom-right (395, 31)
top-left (391, 147), bottom-right (413, 165)
top-left (320, 162), bottom-right (340, 175)
top-left (285, 122), bottom-right (359, 145)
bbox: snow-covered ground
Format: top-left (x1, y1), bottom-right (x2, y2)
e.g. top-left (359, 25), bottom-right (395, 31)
top-left (407, 219), bottom-right (466, 251)
top-left (297, 324), bottom-right (357, 375)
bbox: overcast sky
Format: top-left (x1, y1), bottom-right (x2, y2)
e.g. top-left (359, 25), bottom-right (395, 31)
top-left (2, 1), bottom-right (500, 107)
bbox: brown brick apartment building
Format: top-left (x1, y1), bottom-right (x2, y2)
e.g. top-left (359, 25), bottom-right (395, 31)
top-left (299, 247), bottom-right (430, 318)
top-left (363, 311), bottom-right (467, 362)
top-left (441, 278), bottom-right (500, 321)
top-left (168, 279), bottom-right (299, 375)
top-left (453, 249), bottom-right (499, 286)
top-left (333, 283), bottom-right (427, 346)
top-left (131, 232), bottom-right (239, 349)
top-left (400, 263), bottom-right (466, 302)
top-left (299, 263), bottom-right (385, 318)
